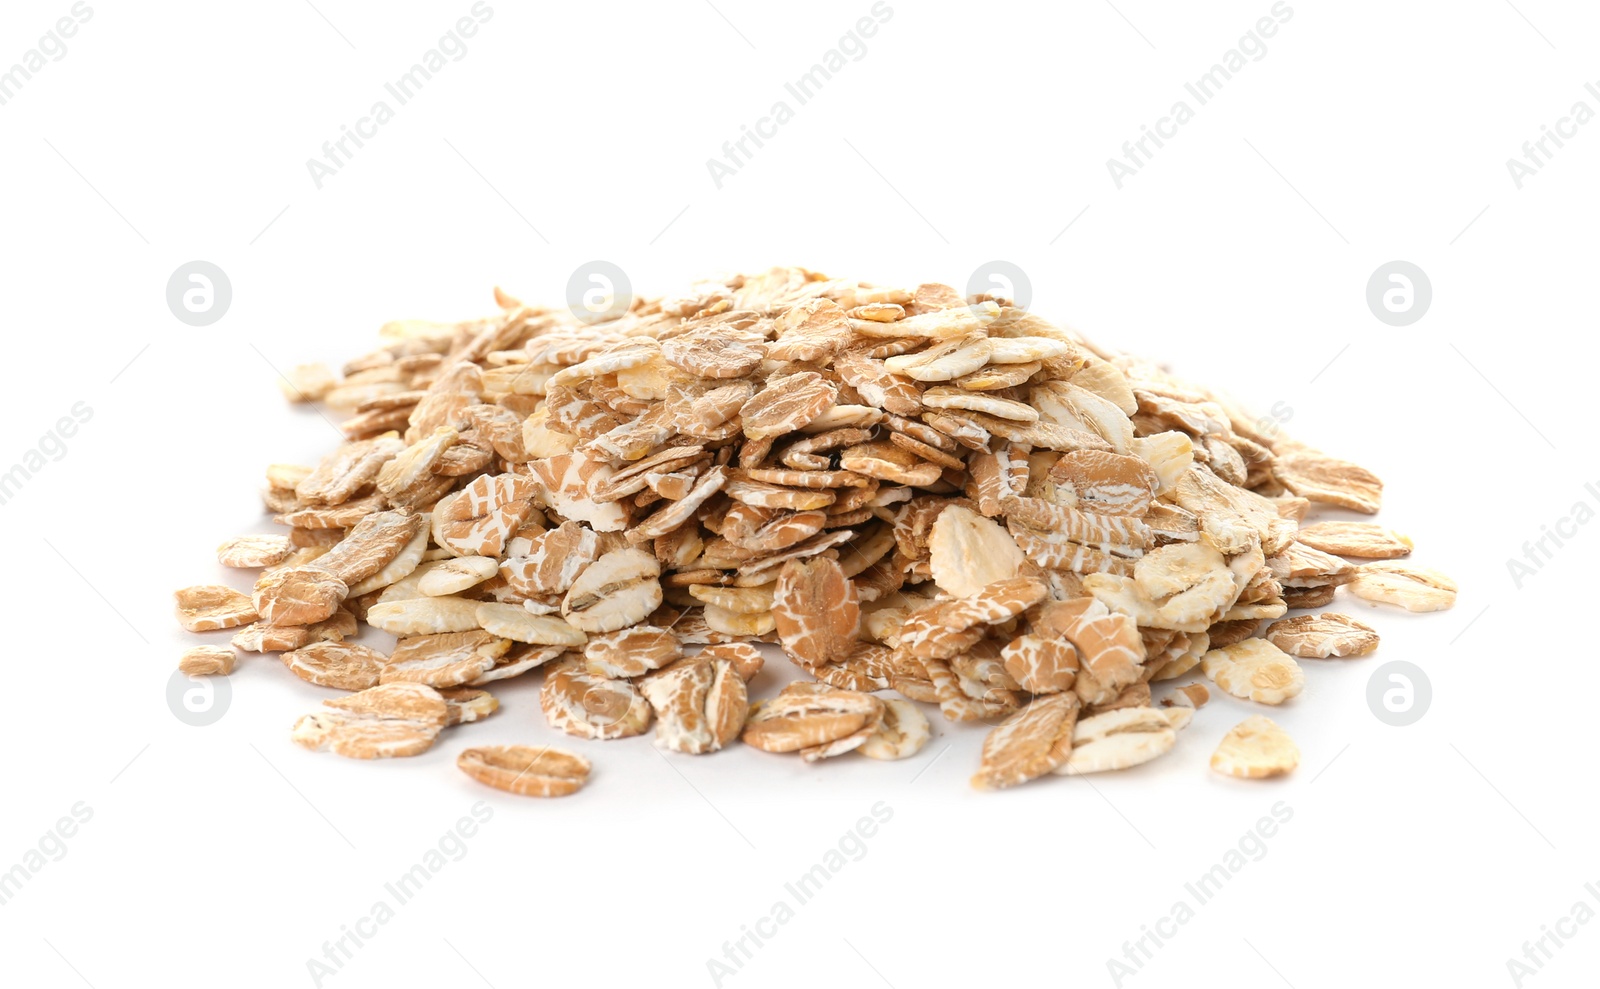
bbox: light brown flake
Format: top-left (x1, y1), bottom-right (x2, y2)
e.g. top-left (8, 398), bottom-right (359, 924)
top-left (279, 363), bottom-right (338, 402)
top-left (295, 436), bottom-right (404, 506)
top-left (475, 602), bottom-right (587, 646)
top-left (972, 693), bottom-right (1079, 789)
top-left (436, 473), bottom-right (539, 557)
top-left (584, 625), bottom-right (683, 678)
top-left (501, 520), bottom-right (602, 597)
top-left (725, 476), bottom-right (838, 511)
top-left (662, 325), bottom-right (767, 378)
top-left (365, 595), bottom-right (482, 635)
top-left (381, 630), bottom-right (511, 688)
top-left (251, 566), bottom-right (348, 627)
top-left (439, 687), bottom-right (499, 725)
top-left (561, 548), bottom-right (664, 633)
top-left (837, 441), bottom-right (942, 487)
top-left (922, 387), bottom-right (1040, 422)
top-left (1210, 716), bottom-right (1299, 779)
top-left (216, 535), bottom-right (294, 569)
top-left (291, 682), bottom-right (447, 759)
top-left (639, 654), bottom-right (749, 753)
top-left (457, 745), bottom-right (590, 797)
top-left (1050, 451), bottom-right (1158, 516)
top-left (540, 658), bottom-right (652, 740)
top-left (698, 641), bottom-right (766, 681)
top-left (999, 633), bottom-right (1079, 694)
top-left (1161, 683), bottom-right (1210, 709)
top-left (1264, 613), bottom-right (1380, 659)
top-left (857, 698), bottom-right (931, 760)
top-left (884, 335), bottom-right (992, 382)
top-left (1200, 639), bottom-right (1304, 705)
top-left (1295, 522), bottom-right (1413, 560)
top-left (175, 585), bottom-right (258, 632)
top-left (469, 642), bottom-right (567, 685)
top-left (178, 645), bottom-right (236, 676)
top-left (1055, 707), bottom-right (1179, 775)
top-left (772, 557), bottom-right (858, 670)
top-left (741, 682), bottom-right (884, 761)
top-left (314, 510), bottom-right (425, 585)
top-left (1347, 563), bottom-right (1457, 612)
top-left (927, 505), bottom-right (1025, 598)
top-left (1273, 448), bottom-right (1383, 514)
top-left (739, 372), bottom-right (838, 440)
top-left (419, 556), bottom-right (500, 596)
top-left (282, 641), bottom-right (388, 690)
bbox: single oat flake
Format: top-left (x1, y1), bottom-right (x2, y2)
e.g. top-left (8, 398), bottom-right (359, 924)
top-left (1210, 716), bottom-right (1299, 779)
top-left (457, 745), bottom-right (590, 797)
top-left (173, 265), bottom-right (1454, 796)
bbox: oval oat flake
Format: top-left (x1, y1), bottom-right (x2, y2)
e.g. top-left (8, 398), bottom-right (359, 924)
top-left (741, 682), bottom-right (884, 761)
top-left (457, 745), bottom-right (591, 797)
top-left (216, 535), bottom-right (294, 569)
top-left (540, 658), bottom-right (652, 740)
top-left (282, 641), bottom-right (389, 691)
top-left (561, 548), bottom-right (663, 633)
top-left (739, 372), bottom-right (838, 441)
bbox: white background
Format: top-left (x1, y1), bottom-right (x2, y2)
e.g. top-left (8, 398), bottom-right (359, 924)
top-left (1, 1), bottom-right (1595, 987)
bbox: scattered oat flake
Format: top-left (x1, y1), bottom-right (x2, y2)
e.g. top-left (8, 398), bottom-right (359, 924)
top-left (1347, 563), bottom-right (1457, 612)
top-left (457, 745), bottom-right (590, 797)
top-left (179, 645), bottom-right (236, 676)
top-left (1295, 521), bottom-right (1412, 559)
top-left (175, 585), bottom-right (258, 632)
top-left (291, 682), bottom-right (448, 759)
top-left (216, 535), bottom-right (294, 569)
top-left (1210, 716), bottom-right (1299, 779)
